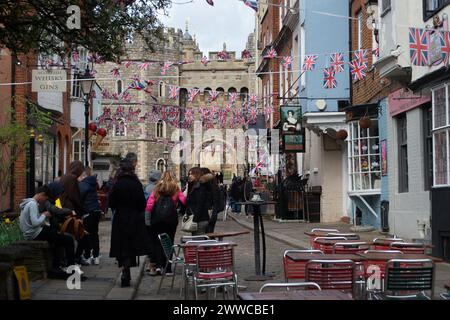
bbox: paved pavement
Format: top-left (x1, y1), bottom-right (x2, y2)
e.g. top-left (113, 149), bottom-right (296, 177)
top-left (30, 211), bottom-right (450, 300)
top-left (30, 219), bottom-right (144, 300)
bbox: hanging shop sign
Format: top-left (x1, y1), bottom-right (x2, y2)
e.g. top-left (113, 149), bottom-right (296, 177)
top-left (32, 69), bottom-right (67, 93)
top-left (280, 105), bottom-right (302, 134)
top-left (283, 129), bottom-right (306, 153)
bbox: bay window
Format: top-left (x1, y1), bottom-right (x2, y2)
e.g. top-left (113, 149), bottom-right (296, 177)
top-left (432, 84), bottom-right (450, 187)
top-left (348, 120), bottom-right (381, 192)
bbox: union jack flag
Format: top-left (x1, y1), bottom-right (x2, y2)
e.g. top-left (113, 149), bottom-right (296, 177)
top-left (241, 0), bottom-right (258, 11)
top-left (102, 89), bottom-right (111, 99)
top-left (217, 51), bottom-right (230, 60)
top-left (72, 51), bottom-right (79, 63)
top-left (169, 85), bottom-right (180, 100)
top-left (372, 47), bottom-right (380, 58)
top-left (161, 62), bottom-right (171, 75)
top-left (218, 109), bottom-right (228, 128)
top-left (208, 90), bottom-right (220, 102)
top-left (330, 52), bottom-right (345, 73)
top-left (247, 107), bottom-right (258, 124)
top-left (139, 62), bottom-right (151, 71)
top-left (229, 92), bottom-right (238, 105)
top-left (123, 61), bottom-right (133, 68)
top-left (323, 67), bottom-right (337, 89)
top-left (263, 48), bottom-right (277, 59)
top-left (264, 105), bottom-right (274, 121)
top-left (127, 77), bottom-right (146, 91)
top-left (188, 88), bottom-right (200, 102)
top-left (349, 59), bottom-right (367, 82)
top-left (354, 49), bottom-right (369, 67)
top-left (302, 55), bottom-right (318, 71)
top-left (184, 109), bottom-right (194, 124)
top-left (409, 27), bottom-right (429, 66)
top-left (441, 31), bottom-right (450, 65)
top-left (111, 68), bottom-right (121, 78)
top-left (241, 49), bottom-right (253, 59)
top-left (121, 92), bottom-right (132, 102)
top-left (249, 94), bottom-right (258, 105)
top-left (282, 56), bottom-right (293, 70)
top-left (199, 107), bottom-right (210, 123)
top-left (201, 56), bottom-right (209, 66)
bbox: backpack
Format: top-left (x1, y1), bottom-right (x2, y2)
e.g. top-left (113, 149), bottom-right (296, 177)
top-left (60, 216), bottom-right (87, 240)
top-left (151, 195), bottom-right (176, 224)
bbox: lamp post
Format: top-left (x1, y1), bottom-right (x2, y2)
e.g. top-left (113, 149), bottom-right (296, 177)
top-left (163, 147), bottom-right (170, 171)
top-left (79, 67), bottom-right (95, 167)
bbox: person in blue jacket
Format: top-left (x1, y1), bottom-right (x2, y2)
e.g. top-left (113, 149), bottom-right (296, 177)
top-left (78, 166), bottom-right (103, 266)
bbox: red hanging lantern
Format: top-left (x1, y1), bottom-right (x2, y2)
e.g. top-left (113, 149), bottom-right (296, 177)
top-left (88, 122), bottom-right (98, 139)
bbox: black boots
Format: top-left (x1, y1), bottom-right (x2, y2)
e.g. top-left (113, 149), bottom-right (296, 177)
top-left (121, 268), bottom-right (131, 287)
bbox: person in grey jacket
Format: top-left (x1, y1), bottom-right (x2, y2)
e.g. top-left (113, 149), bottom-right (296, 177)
top-left (143, 169), bottom-right (161, 273)
top-left (20, 185), bottom-right (76, 270)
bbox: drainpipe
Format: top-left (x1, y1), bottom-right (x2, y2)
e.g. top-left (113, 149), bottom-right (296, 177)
top-left (9, 52), bottom-right (17, 211)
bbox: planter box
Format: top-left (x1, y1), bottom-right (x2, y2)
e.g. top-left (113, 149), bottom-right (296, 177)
top-left (0, 262), bottom-right (16, 300)
top-left (11, 241), bottom-right (51, 281)
top-left (0, 241), bottom-right (50, 282)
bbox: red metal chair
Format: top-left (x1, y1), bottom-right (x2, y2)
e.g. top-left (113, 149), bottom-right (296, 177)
top-left (332, 242), bottom-right (370, 254)
top-left (283, 250), bottom-right (324, 282)
top-left (362, 250), bottom-right (403, 298)
top-left (327, 233), bottom-right (360, 240)
top-left (312, 236), bottom-right (347, 253)
top-left (372, 237), bottom-right (404, 250)
top-left (308, 229), bottom-right (340, 248)
top-left (389, 242), bottom-right (426, 254)
top-left (305, 259), bottom-right (356, 296)
top-left (193, 243), bottom-right (238, 300)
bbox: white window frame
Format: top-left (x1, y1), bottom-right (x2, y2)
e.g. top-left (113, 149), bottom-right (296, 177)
top-left (431, 83), bottom-right (450, 187)
top-left (347, 120), bottom-right (381, 194)
top-left (72, 139), bottom-right (85, 162)
top-left (358, 11), bottom-right (363, 51)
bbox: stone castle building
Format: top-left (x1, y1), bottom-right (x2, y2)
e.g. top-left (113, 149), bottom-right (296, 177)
top-left (93, 24), bottom-right (255, 183)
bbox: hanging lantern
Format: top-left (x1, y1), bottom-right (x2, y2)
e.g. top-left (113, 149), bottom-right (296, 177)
top-left (336, 129), bottom-right (348, 140)
top-left (359, 117), bottom-right (372, 129)
top-left (88, 122), bottom-right (98, 139)
top-left (37, 134), bottom-right (44, 144)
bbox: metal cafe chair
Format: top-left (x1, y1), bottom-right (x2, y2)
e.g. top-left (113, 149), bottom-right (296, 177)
top-left (193, 243), bottom-right (238, 300)
top-left (180, 235), bottom-right (210, 244)
top-left (181, 240), bottom-right (218, 299)
top-left (373, 259), bottom-right (435, 300)
top-left (283, 249), bottom-right (324, 282)
top-left (389, 242), bottom-right (426, 254)
top-left (306, 259), bottom-right (356, 297)
top-left (259, 282), bottom-right (321, 292)
top-left (372, 237), bottom-right (404, 250)
top-left (332, 242), bottom-right (370, 254)
top-left (312, 236), bottom-right (347, 253)
top-left (327, 233), bottom-right (360, 240)
top-left (157, 233), bottom-right (184, 294)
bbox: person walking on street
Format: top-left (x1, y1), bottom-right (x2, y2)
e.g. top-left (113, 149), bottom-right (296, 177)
top-left (200, 168), bottom-right (224, 233)
top-left (143, 169), bottom-right (162, 273)
top-left (109, 159), bottom-right (150, 287)
top-left (186, 167), bottom-right (212, 235)
top-left (145, 171), bottom-right (186, 275)
top-left (78, 167), bottom-right (103, 266)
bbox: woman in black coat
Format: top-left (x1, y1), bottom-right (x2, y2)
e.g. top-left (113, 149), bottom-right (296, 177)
top-left (186, 167), bottom-right (212, 235)
top-left (109, 159), bottom-right (150, 287)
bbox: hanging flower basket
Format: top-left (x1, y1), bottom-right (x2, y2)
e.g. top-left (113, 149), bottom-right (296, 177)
top-left (336, 129), bottom-right (348, 140)
top-left (359, 117), bottom-right (372, 129)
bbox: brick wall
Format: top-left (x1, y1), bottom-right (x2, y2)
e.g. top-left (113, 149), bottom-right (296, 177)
top-left (350, 0), bottom-right (392, 105)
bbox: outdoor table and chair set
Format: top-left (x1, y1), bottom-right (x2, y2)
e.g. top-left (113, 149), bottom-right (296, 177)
top-left (241, 228), bottom-right (443, 301)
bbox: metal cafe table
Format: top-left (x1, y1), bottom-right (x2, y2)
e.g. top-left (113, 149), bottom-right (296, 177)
top-left (238, 290), bottom-right (353, 300)
top-left (236, 200), bottom-right (277, 281)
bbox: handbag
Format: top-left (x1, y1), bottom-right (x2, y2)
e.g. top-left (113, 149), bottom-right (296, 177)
top-left (181, 209), bottom-right (197, 232)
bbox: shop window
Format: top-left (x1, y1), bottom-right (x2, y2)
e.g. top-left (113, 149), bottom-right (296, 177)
top-left (397, 114), bottom-right (409, 193)
top-left (424, 105), bottom-right (433, 190)
top-left (432, 84), bottom-right (450, 186)
top-left (348, 120), bottom-right (381, 192)
top-left (73, 139), bottom-right (85, 162)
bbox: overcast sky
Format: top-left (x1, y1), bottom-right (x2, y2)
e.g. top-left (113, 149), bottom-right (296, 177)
top-left (159, 0), bottom-right (256, 57)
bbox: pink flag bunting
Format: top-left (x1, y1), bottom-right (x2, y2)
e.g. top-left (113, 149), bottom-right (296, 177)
top-left (263, 48), bottom-right (277, 59)
top-left (282, 56), bottom-right (293, 70)
top-left (302, 55), bottom-right (318, 71)
top-left (169, 85), bottom-right (180, 100)
top-left (188, 88), bottom-right (201, 102)
top-left (111, 68), bottom-right (121, 78)
top-left (161, 62), bottom-right (171, 75)
top-left (229, 92), bottom-right (238, 105)
top-left (208, 90), bottom-right (220, 102)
